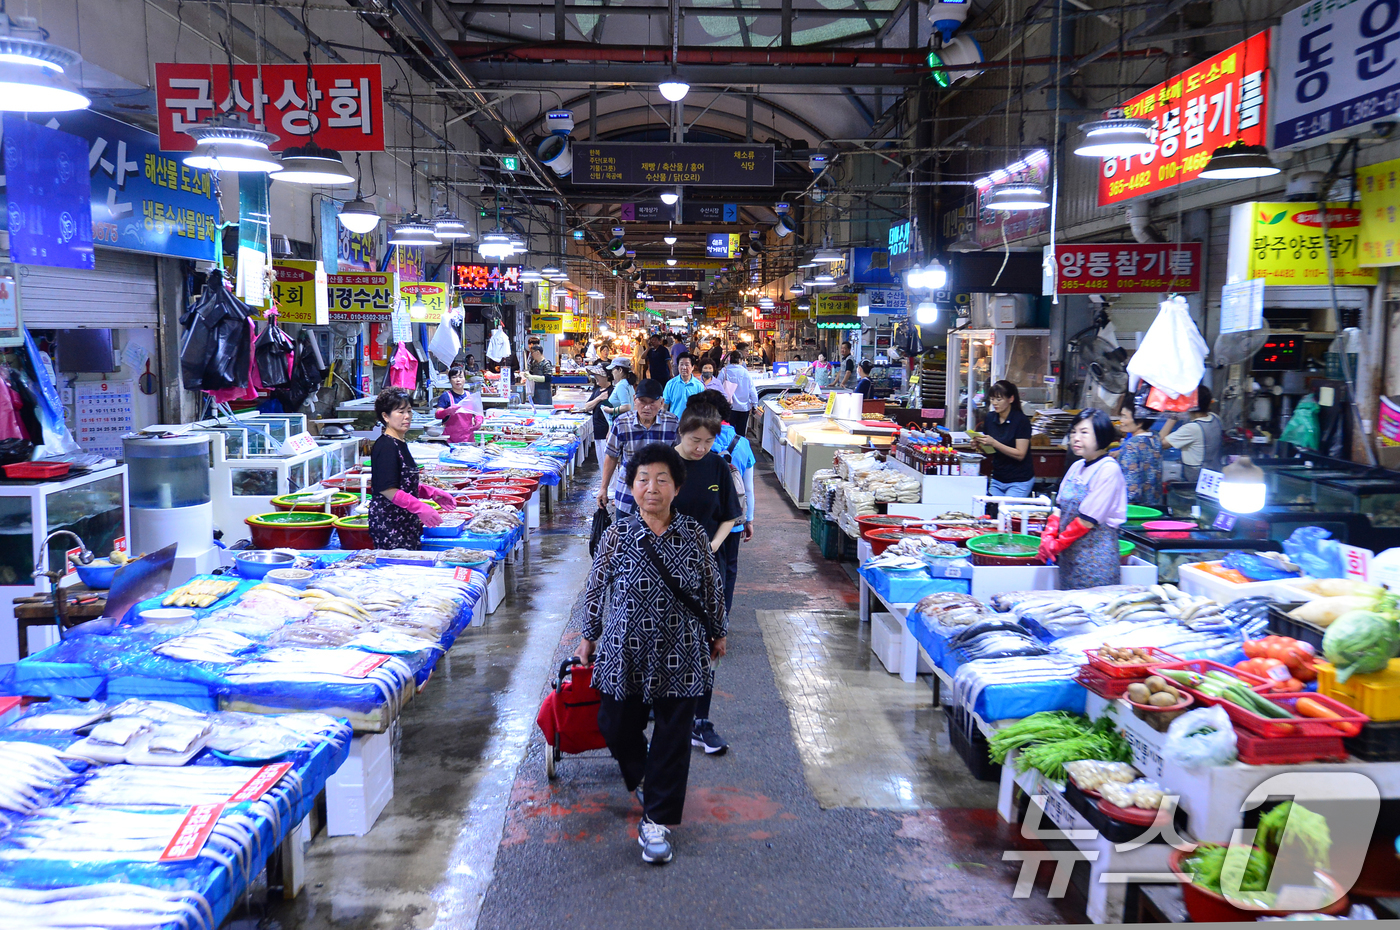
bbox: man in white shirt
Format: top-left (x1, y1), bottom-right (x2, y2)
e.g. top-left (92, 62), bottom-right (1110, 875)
top-left (717, 350), bottom-right (760, 436)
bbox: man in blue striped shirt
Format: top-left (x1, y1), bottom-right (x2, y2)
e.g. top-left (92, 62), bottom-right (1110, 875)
top-left (597, 379), bottom-right (680, 516)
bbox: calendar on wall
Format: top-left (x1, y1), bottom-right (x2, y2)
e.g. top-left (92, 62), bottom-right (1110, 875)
top-left (75, 380), bottom-right (134, 460)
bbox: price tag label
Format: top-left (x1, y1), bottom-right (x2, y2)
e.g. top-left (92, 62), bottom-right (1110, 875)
top-left (1195, 468), bottom-right (1224, 500)
top-left (160, 803), bottom-right (226, 861)
top-left (284, 432), bottom-right (318, 455)
top-left (65, 546), bottom-right (82, 576)
top-left (1339, 543), bottom-right (1373, 583)
top-left (453, 566), bottom-right (478, 582)
top-left (343, 653), bottom-right (391, 678)
top-left (113, 536), bottom-right (128, 554)
top-left (228, 763), bottom-right (294, 802)
top-left (1211, 512), bottom-right (1237, 531)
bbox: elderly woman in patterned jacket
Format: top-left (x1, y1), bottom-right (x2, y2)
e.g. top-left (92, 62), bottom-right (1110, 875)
top-left (575, 441), bottom-right (727, 867)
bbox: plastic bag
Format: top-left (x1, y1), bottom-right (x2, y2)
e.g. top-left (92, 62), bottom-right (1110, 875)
top-left (1063, 759), bottom-right (1138, 792)
top-left (389, 343), bottom-right (418, 389)
top-left (1280, 395), bottom-right (1321, 449)
top-left (1164, 705), bottom-right (1237, 768)
top-left (1100, 779), bottom-right (1167, 810)
top-left (1283, 526), bottom-right (1344, 579)
top-left (1127, 296), bottom-right (1209, 397)
top-left (428, 318), bottom-right (461, 368)
top-left (179, 271), bottom-right (253, 391)
top-left (254, 317), bottom-right (296, 388)
top-left (1146, 386), bottom-right (1197, 412)
top-left (1222, 551), bottom-right (1301, 581)
top-left (486, 326), bottom-right (511, 363)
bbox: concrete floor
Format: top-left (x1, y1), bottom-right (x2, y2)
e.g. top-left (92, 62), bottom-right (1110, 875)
top-left (260, 458), bottom-right (1085, 930)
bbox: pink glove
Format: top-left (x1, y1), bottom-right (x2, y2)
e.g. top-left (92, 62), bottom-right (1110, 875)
top-left (420, 485), bottom-right (457, 510)
top-left (391, 490), bottom-right (444, 527)
top-left (435, 406), bottom-right (459, 420)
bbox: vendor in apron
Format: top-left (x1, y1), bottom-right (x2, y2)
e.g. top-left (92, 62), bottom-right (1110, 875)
top-left (434, 366), bottom-right (484, 443)
top-left (1038, 409), bottom-right (1128, 589)
top-left (369, 388), bottom-right (456, 549)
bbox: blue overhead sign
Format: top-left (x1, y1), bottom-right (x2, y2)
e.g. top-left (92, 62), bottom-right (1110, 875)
top-left (3, 115), bottom-right (94, 269)
top-left (707, 233), bottom-right (732, 258)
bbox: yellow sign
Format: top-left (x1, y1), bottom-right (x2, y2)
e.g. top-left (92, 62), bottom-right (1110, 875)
top-left (400, 282), bottom-right (448, 323)
top-left (537, 284), bottom-right (551, 311)
top-left (814, 293), bottom-right (859, 316)
top-left (532, 313), bottom-right (564, 335)
top-left (271, 260), bottom-right (328, 325)
top-left (628, 299), bottom-right (648, 312)
top-left (1230, 202), bottom-right (1378, 285)
top-left (327, 272), bottom-right (398, 322)
top-left (1358, 159), bottom-right (1400, 266)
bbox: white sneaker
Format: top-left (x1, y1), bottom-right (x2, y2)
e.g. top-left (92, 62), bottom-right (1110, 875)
top-left (638, 817), bottom-right (673, 864)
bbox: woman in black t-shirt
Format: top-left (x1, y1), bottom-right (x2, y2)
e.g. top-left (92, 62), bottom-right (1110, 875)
top-left (975, 379), bottom-right (1035, 499)
top-left (368, 389), bottom-right (456, 549)
top-left (672, 402), bottom-right (743, 756)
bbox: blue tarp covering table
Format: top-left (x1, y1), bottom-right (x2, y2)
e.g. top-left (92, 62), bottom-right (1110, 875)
top-left (0, 718), bottom-right (351, 930)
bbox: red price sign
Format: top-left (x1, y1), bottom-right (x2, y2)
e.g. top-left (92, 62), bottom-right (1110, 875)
top-left (160, 803), bottom-right (226, 861)
top-left (228, 763), bottom-right (294, 803)
top-left (1339, 544), bottom-right (1373, 583)
top-left (343, 654), bottom-right (391, 678)
top-left (65, 546), bottom-right (83, 576)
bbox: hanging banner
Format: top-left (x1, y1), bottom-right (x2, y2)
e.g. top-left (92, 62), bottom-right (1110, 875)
top-left (327, 272), bottom-right (397, 322)
top-left (1277, 0), bottom-right (1400, 149)
top-left (3, 116), bottom-right (95, 270)
top-left (1041, 243), bottom-right (1202, 293)
top-left (536, 284), bottom-right (551, 311)
top-left (1097, 32), bottom-right (1269, 206)
top-left (271, 260), bottom-right (329, 325)
top-left (387, 246), bottom-right (424, 283)
top-left (863, 287), bottom-right (908, 313)
top-left (532, 313), bottom-right (564, 334)
top-left (154, 63), bottom-right (384, 153)
top-left (1225, 202), bottom-right (1378, 286)
top-left (1357, 157), bottom-right (1400, 265)
top-left (336, 220), bottom-right (378, 272)
top-left (401, 281), bottom-right (448, 324)
top-left (975, 150), bottom-right (1049, 247)
top-left (814, 293), bottom-right (859, 317)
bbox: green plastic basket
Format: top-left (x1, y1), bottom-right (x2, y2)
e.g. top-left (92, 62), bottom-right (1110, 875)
top-left (965, 533), bottom-right (1041, 559)
top-left (1126, 505), bottom-right (1163, 523)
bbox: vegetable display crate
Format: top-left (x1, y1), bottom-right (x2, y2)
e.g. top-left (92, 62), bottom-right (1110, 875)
top-left (1075, 666), bottom-right (1141, 700)
top-left (944, 705), bottom-right (1001, 783)
top-left (1343, 719), bottom-right (1400, 761)
top-left (1084, 647), bottom-right (1182, 679)
top-left (1215, 692), bottom-right (1368, 740)
top-left (1315, 658), bottom-right (1400, 722)
top-left (1233, 731), bottom-right (1348, 765)
top-left (1063, 777), bottom-right (1188, 846)
top-left (1266, 603), bottom-right (1327, 652)
top-left (1149, 659), bottom-right (1273, 698)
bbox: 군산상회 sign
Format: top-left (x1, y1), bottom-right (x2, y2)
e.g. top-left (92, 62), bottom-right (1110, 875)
top-left (271, 260), bottom-right (328, 325)
top-left (576, 143), bottom-right (774, 187)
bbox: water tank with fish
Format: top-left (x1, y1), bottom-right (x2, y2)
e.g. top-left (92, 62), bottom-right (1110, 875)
top-left (123, 432), bottom-right (219, 585)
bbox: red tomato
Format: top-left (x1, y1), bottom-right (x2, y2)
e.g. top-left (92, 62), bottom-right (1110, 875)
top-left (1294, 663), bottom-right (1317, 683)
top-left (1279, 678), bottom-right (1305, 693)
top-left (1243, 641), bottom-right (1263, 659)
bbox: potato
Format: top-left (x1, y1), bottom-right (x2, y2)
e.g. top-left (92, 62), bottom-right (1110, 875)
top-left (1148, 691), bottom-right (1180, 707)
top-left (1126, 683), bottom-right (1152, 704)
top-left (1144, 675), bottom-right (1169, 692)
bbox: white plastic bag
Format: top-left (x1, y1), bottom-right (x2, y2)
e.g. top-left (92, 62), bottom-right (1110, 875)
top-left (1163, 705), bottom-right (1237, 768)
top-left (428, 318), bottom-right (461, 367)
top-left (486, 326), bottom-right (511, 363)
top-left (1126, 296), bottom-right (1209, 398)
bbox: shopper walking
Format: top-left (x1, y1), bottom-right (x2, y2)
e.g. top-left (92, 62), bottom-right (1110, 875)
top-left (1114, 404), bottom-right (1164, 507)
top-left (575, 366), bottom-right (615, 464)
top-left (698, 358), bottom-right (717, 387)
top-left (694, 389), bottom-right (756, 608)
top-left (597, 380), bottom-right (680, 516)
top-left (1038, 409), bottom-right (1128, 589)
top-left (369, 388), bottom-right (452, 548)
top-left (1161, 384), bottom-right (1223, 484)
top-left (602, 358), bottom-right (636, 423)
top-left (716, 350), bottom-right (759, 437)
top-left (976, 380), bottom-right (1034, 500)
top-left (577, 442), bottom-right (727, 865)
top-left (433, 366), bottom-right (484, 443)
top-left (662, 353), bottom-right (704, 418)
top-left (645, 334), bottom-right (672, 383)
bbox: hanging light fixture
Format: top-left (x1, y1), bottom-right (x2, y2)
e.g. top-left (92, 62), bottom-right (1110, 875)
top-left (432, 206), bottom-right (472, 240)
top-left (0, 14), bottom-right (89, 112)
top-left (587, 289), bottom-right (606, 299)
top-left (812, 242), bottom-right (843, 263)
top-left (337, 153), bottom-right (380, 234)
top-left (521, 268), bottom-right (544, 283)
top-left (478, 229), bottom-right (515, 259)
top-left (1074, 109), bottom-right (1156, 158)
top-left (987, 183), bottom-right (1049, 211)
top-left (388, 214), bottom-right (438, 246)
top-left (184, 114), bottom-right (283, 174)
top-left (507, 231), bottom-right (528, 256)
top-left (1219, 455), bottom-right (1267, 513)
top-left (664, 235), bottom-right (677, 245)
top-left (1199, 142), bottom-right (1280, 180)
top-left (659, 78), bottom-right (690, 102)
top-left (666, 258), bottom-right (678, 266)
top-left (812, 271), bottom-right (836, 285)
top-left (541, 264), bottom-right (561, 278)
top-left (660, 189), bottom-right (680, 205)
top-left (276, 140), bottom-right (354, 185)
top-left (947, 234), bottom-right (981, 252)
top-left (915, 300), bottom-right (939, 325)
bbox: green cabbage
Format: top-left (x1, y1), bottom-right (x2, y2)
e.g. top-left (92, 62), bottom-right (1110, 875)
top-left (1322, 609), bottom-right (1400, 683)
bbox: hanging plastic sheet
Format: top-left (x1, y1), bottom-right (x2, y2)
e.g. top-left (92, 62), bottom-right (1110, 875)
top-left (1126, 296), bottom-right (1208, 398)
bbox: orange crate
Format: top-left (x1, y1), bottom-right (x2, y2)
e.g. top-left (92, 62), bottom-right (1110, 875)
top-left (1315, 658), bottom-right (1400, 722)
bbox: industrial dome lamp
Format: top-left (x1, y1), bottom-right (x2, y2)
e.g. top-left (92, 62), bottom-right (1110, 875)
top-left (184, 114), bottom-right (283, 174)
top-left (1074, 108), bottom-right (1156, 158)
top-left (0, 13), bottom-right (89, 111)
top-left (276, 140), bottom-right (355, 185)
top-left (987, 183), bottom-right (1049, 211)
top-left (1199, 141), bottom-right (1280, 180)
top-left (336, 156), bottom-right (380, 234)
top-left (659, 76), bottom-right (690, 102)
top-left (388, 214), bottom-right (439, 247)
top-left (660, 189), bottom-right (681, 206)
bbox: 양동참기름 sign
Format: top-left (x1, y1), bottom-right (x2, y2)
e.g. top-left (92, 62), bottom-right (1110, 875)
top-left (1276, 0), bottom-right (1400, 149)
top-left (1042, 243), bottom-right (1202, 294)
top-left (1225, 202), bottom-right (1379, 286)
top-left (1097, 32), bottom-right (1269, 205)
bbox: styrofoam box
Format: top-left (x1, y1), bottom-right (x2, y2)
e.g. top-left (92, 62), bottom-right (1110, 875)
top-left (326, 728), bottom-right (394, 837)
top-left (1176, 561), bottom-right (1306, 603)
top-left (486, 562), bottom-right (506, 614)
top-left (968, 556), bottom-right (1159, 603)
top-left (871, 612), bottom-right (933, 676)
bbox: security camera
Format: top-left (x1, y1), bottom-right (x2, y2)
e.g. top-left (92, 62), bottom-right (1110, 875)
top-left (928, 0), bottom-right (970, 41)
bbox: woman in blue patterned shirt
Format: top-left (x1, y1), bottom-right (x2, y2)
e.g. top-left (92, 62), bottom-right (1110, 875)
top-left (1114, 404), bottom-right (1163, 508)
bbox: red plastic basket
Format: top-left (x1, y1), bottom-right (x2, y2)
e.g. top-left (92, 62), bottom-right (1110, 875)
top-left (1075, 666), bottom-right (1142, 699)
top-left (1234, 731), bottom-right (1348, 765)
top-left (1149, 659), bottom-right (1274, 701)
top-left (1085, 647), bottom-right (1183, 680)
top-left (1219, 692), bottom-right (1369, 740)
top-left (3, 461), bottom-right (70, 480)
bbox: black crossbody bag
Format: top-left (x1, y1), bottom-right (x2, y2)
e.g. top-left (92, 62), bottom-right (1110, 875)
top-left (639, 533), bottom-right (716, 632)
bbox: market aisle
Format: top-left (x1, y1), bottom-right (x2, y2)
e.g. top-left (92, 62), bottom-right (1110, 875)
top-left (474, 462), bottom-right (1083, 929)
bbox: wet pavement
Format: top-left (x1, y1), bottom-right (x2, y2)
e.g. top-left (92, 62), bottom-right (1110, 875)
top-left (260, 456), bottom-right (1085, 929)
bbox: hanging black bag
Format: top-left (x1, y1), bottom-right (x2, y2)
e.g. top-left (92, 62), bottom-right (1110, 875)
top-left (588, 506), bottom-right (612, 558)
top-left (179, 270), bottom-right (253, 391)
top-left (254, 317), bottom-right (296, 388)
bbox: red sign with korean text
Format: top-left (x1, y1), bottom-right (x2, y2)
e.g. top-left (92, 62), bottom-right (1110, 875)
top-left (1047, 243), bottom-right (1201, 293)
top-left (155, 63), bottom-right (384, 153)
top-left (344, 653), bottom-right (391, 678)
top-left (159, 803), bottom-right (225, 862)
top-left (1096, 31), bottom-right (1269, 206)
top-left (228, 763), bottom-right (294, 803)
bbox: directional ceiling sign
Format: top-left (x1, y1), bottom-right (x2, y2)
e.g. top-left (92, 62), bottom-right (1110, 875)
top-left (577, 143), bottom-right (775, 187)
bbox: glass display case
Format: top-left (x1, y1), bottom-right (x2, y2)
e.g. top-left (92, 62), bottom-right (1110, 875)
top-left (1315, 478), bottom-right (1400, 527)
top-left (0, 466), bottom-right (129, 663)
top-left (1272, 468), bottom-right (1362, 505)
top-left (1120, 527), bottom-right (1281, 583)
top-left (945, 329), bottom-right (1052, 430)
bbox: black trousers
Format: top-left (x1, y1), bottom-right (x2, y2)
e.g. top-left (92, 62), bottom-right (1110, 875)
top-left (694, 533), bottom-right (740, 722)
top-left (729, 409), bottom-right (749, 438)
top-left (598, 693), bottom-right (698, 825)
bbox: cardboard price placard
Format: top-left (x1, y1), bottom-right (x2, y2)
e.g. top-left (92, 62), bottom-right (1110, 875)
top-left (344, 654), bottom-right (391, 678)
top-left (159, 803), bottom-right (226, 862)
top-left (228, 763), bottom-right (294, 803)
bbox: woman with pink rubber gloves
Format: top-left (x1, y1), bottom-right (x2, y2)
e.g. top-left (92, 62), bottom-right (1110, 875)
top-left (368, 388), bottom-right (455, 549)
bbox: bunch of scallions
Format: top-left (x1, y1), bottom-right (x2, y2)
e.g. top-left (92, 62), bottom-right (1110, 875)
top-left (986, 711), bottom-right (1133, 784)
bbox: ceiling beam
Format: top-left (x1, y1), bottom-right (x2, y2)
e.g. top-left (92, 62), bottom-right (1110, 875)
top-left (465, 62), bottom-right (923, 85)
top-left (443, 1), bottom-right (900, 15)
